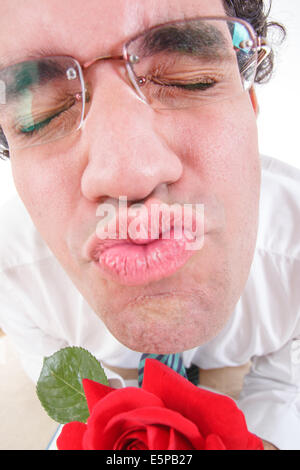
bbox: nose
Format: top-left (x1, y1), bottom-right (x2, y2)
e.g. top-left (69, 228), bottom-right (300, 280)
top-left (80, 70), bottom-right (183, 202)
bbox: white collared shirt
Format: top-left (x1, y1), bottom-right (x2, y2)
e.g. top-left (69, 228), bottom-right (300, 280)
top-left (0, 154), bottom-right (299, 450)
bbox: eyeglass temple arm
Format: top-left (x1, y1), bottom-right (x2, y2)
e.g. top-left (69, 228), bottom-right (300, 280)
top-left (240, 37), bottom-right (271, 76)
top-left (257, 38), bottom-right (272, 67)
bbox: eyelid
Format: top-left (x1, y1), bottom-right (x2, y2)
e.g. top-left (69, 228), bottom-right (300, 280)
top-left (147, 76), bottom-right (217, 92)
top-left (15, 95), bottom-right (76, 133)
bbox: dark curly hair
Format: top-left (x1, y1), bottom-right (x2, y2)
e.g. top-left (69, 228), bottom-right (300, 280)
top-left (223, 0), bottom-right (286, 83)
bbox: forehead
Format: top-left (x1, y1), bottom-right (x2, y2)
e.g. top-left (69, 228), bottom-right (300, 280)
top-left (0, 0), bottom-right (226, 66)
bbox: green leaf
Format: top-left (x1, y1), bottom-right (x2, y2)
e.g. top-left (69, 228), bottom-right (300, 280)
top-left (36, 346), bottom-right (109, 424)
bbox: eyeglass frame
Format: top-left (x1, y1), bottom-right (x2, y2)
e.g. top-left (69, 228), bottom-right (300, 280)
top-left (0, 15), bottom-right (271, 159)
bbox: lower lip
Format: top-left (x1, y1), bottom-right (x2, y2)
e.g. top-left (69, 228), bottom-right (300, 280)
top-left (94, 230), bottom-right (196, 286)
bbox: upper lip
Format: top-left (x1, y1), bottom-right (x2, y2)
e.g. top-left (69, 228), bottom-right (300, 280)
top-left (83, 198), bottom-right (203, 262)
top-left (83, 214), bottom-right (174, 263)
top-left (84, 236), bottom-right (130, 263)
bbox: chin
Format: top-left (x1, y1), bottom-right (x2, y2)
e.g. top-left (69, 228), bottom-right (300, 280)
top-left (99, 286), bottom-right (234, 353)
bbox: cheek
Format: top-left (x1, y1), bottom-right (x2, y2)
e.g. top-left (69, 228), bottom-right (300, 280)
top-left (10, 149), bottom-right (82, 253)
top-left (161, 98), bottom-right (260, 220)
top-left (175, 103), bottom-right (257, 177)
top-left (157, 98), bottom-right (261, 289)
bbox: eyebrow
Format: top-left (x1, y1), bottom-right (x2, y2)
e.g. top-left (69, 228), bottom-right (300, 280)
top-left (0, 46), bottom-right (63, 70)
top-left (0, 20), bottom-right (228, 71)
top-left (140, 22), bottom-right (227, 57)
top-left (0, 58), bottom-right (67, 102)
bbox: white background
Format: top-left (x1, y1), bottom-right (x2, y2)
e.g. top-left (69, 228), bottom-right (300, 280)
top-left (0, 0), bottom-right (299, 207)
top-left (256, 0), bottom-right (300, 168)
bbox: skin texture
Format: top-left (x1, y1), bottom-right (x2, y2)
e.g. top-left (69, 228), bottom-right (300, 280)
top-left (2, 0), bottom-right (261, 355)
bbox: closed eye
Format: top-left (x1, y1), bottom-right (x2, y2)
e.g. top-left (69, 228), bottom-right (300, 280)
top-left (149, 78), bottom-right (216, 91)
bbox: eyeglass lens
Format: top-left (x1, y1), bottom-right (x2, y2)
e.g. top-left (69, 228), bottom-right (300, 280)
top-left (0, 18), bottom-right (256, 152)
top-left (126, 19), bottom-right (256, 109)
top-left (0, 56), bottom-right (85, 150)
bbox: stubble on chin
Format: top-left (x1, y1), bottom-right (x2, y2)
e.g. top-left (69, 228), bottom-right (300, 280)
top-left (96, 278), bottom-right (232, 353)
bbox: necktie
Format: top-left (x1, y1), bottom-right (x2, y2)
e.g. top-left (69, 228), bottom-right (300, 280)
top-left (138, 353), bottom-right (187, 388)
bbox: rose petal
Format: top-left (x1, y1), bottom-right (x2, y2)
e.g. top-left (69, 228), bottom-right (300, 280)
top-left (205, 434), bottom-right (227, 450)
top-left (82, 388), bottom-right (164, 450)
top-left (147, 424), bottom-right (171, 450)
top-left (127, 440), bottom-right (148, 450)
top-left (146, 425), bottom-right (194, 450)
top-left (167, 427), bottom-right (198, 450)
top-left (56, 422), bottom-right (87, 450)
top-left (142, 359), bottom-right (252, 449)
top-left (115, 428), bottom-right (148, 450)
top-left (246, 431), bottom-right (264, 450)
top-left (102, 406), bottom-right (204, 450)
top-left (82, 378), bottom-right (115, 414)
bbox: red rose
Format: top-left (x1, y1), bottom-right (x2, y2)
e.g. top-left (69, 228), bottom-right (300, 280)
top-left (57, 359), bottom-right (263, 450)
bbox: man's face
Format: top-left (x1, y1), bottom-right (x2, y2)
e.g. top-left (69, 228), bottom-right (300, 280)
top-left (2, 0), bottom-right (261, 353)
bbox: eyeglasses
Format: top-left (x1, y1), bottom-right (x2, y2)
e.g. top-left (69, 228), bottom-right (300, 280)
top-left (0, 16), bottom-right (270, 158)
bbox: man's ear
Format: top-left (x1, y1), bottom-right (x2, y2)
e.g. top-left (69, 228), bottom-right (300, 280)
top-left (249, 87), bottom-right (259, 116)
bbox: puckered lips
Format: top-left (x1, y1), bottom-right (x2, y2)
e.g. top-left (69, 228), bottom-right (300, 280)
top-left (83, 202), bottom-right (204, 286)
